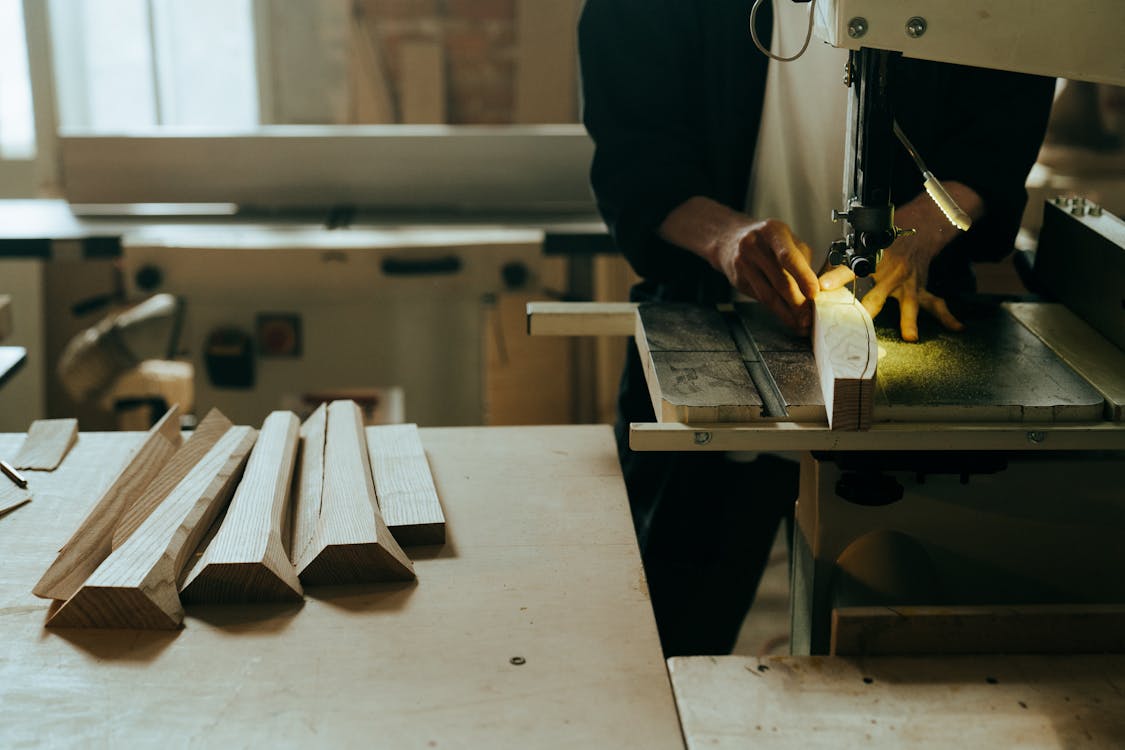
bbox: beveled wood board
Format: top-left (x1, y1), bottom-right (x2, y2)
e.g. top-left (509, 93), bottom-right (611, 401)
top-left (14, 419), bottom-right (78, 470)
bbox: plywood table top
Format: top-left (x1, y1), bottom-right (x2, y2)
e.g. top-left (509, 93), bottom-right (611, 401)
top-left (0, 426), bottom-right (682, 749)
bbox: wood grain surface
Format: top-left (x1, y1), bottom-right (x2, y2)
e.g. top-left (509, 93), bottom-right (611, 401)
top-left (181, 412), bottom-right (302, 603)
top-left (14, 419), bottom-right (78, 470)
top-left (33, 406), bottom-right (182, 601)
top-left (812, 289), bottom-right (877, 431)
top-left (367, 423), bottom-right (445, 546)
top-left (295, 401), bottom-right (414, 585)
top-left (47, 426), bottom-right (256, 629)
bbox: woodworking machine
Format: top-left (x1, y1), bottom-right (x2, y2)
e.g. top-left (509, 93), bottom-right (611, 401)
top-left (794, 0), bottom-right (1125, 277)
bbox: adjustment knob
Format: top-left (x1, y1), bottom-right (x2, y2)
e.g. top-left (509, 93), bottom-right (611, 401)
top-left (849, 255), bottom-right (873, 278)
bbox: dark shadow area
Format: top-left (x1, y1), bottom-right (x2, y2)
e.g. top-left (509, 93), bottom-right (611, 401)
top-left (305, 579), bottom-right (418, 613)
top-left (187, 599), bottom-right (305, 631)
top-left (43, 599), bottom-right (180, 662)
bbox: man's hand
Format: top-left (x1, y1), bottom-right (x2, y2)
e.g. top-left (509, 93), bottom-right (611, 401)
top-left (818, 183), bottom-right (984, 342)
top-left (659, 197), bottom-right (820, 334)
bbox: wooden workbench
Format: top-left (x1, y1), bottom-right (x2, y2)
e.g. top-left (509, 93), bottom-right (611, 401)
top-left (670, 655), bottom-right (1125, 749)
top-left (0, 426), bottom-right (683, 748)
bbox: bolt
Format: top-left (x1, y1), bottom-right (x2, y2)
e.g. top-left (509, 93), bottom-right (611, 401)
top-left (906, 16), bottom-right (927, 38)
top-left (693, 431), bottom-right (712, 446)
top-left (1088, 203), bottom-right (1103, 216)
top-left (848, 17), bottom-right (868, 38)
top-left (1071, 204), bottom-right (1086, 216)
top-left (843, 60), bottom-right (854, 87)
top-left (1027, 431), bottom-right (1046, 445)
top-left (510, 656), bottom-right (526, 666)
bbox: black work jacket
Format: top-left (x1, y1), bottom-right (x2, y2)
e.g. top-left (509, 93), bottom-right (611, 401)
top-left (578, 0), bottom-right (1056, 303)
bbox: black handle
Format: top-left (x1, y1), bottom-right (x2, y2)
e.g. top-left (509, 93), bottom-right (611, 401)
top-left (381, 256), bottom-right (462, 277)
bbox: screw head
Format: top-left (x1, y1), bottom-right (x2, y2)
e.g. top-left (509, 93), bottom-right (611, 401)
top-left (1027, 431), bottom-right (1047, 445)
top-left (848, 17), bottom-right (868, 38)
top-left (693, 431), bottom-right (712, 446)
top-left (906, 16), bottom-right (927, 38)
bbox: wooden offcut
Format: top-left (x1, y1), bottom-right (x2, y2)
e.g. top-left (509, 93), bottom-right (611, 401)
top-left (180, 412), bottom-right (302, 603)
top-left (398, 40), bottom-right (445, 124)
top-left (33, 406), bottom-right (182, 601)
top-left (525, 301), bottom-right (638, 336)
top-left (514, 0), bottom-right (581, 122)
top-left (294, 401), bottom-right (414, 585)
top-left (367, 424), bottom-right (445, 546)
top-left (111, 409), bottom-right (232, 550)
top-left (0, 482), bottom-right (31, 517)
top-left (831, 604), bottom-right (1125, 656)
top-left (14, 419), bottom-right (78, 470)
top-left (47, 426), bottom-right (257, 629)
top-left (812, 289), bottom-right (877, 430)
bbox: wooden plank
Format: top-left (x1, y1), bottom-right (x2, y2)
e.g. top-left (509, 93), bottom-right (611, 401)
top-left (111, 409), bottom-right (232, 550)
top-left (0, 427), bottom-right (682, 747)
top-left (398, 40), bottom-right (445, 124)
top-left (0, 294), bottom-right (11, 341)
top-left (514, 0), bottom-right (580, 123)
top-left (812, 289), bottom-right (877, 430)
top-left (294, 400), bottom-right (414, 585)
top-left (290, 403), bottom-right (326, 570)
top-left (47, 425), bottom-right (256, 629)
top-left (366, 423), bottom-right (445, 546)
top-left (873, 303), bottom-right (1104, 423)
top-left (180, 412), bottom-right (302, 603)
top-left (831, 605), bottom-right (1125, 656)
top-left (1006, 302), bottom-right (1125, 421)
top-left (670, 654), bottom-right (1125, 749)
top-left (526, 301), bottom-right (638, 337)
top-left (628, 421), bottom-right (1125, 453)
top-left (32, 406), bottom-right (182, 601)
top-left (348, 6), bottom-right (396, 123)
top-left (13, 419), bottom-right (78, 470)
top-left (0, 482), bottom-right (31, 517)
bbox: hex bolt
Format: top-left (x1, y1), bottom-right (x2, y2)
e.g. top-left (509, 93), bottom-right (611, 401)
top-left (848, 17), bottom-right (868, 38)
top-left (906, 16), bottom-right (927, 38)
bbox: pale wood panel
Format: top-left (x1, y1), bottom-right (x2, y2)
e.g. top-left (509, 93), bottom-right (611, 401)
top-left (14, 419), bottom-right (78, 470)
top-left (349, 6), bottom-right (396, 123)
top-left (112, 410), bottom-right (233, 549)
top-left (514, 0), bottom-right (581, 123)
top-left (0, 481), bottom-right (30, 516)
top-left (48, 426), bottom-right (257, 629)
top-left (0, 294), bottom-right (11, 341)
top-left (291, 403), bottom-right (326, 568)
top-left (33, 407), bottom-right (182, 601)
top-left (295, 400), bottom-right (413, 584)
top-left (526, 302), bottom-right (638, 336)
top-left (1006, 302), bottom-right (1125, 421)
top-left (670, 655), bottom-right (1125, 749)
top-left (831, 605), bottom-right (1125, 656)
top-left (367, 423), bottom-right (445, 546)
top-left (0, 427), bottom-right (681, 748)
top-left (812, 289), bottom-right (877, 431)
top-left (181, 412), bottom-right (302, 603)
top-left (398, 40), bottom-right (446, 124)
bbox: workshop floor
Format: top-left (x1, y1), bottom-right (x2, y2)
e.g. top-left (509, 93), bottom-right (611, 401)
top-left (733, 529), bottom-right (790, 657)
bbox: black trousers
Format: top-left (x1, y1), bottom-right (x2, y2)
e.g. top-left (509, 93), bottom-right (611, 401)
top-left (616, 340), bottom-right (797, 657)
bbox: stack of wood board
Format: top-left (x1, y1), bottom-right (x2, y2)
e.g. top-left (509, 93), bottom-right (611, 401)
top-left (45, 409), bottom-right (258, 629)
top-left (292, 401), bottom-right (415, 585)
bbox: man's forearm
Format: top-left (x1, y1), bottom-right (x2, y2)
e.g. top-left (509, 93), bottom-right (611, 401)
top-left (657, 196), bottom-right (756, 272)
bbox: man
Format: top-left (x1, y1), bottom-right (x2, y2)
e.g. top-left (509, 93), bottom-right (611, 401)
top-left (578, 0), bottom-right (1055, 656)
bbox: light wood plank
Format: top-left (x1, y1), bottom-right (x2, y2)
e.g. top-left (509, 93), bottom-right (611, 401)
top-left (0, 294), bottom-right (11, 341)
top-left (295, 400), bottom-right (414, 585)
top-left (514, 0), bottom-right (580, 123)
top-left (670, 654), bottom-right (1125, 749)
top-left (349, 6), bottom-right (396, 123)
top-left (0, 482), bottom-right (31, 516)
top-left (111, 409), bottom-right (232, 550)
top-left (367, 424), bottom-right (445, 546)
top-left (812, 289), bottom-right (877, 430)
top-left (32, 406), bottom-right (182, 601)
top-left (290, 402), bottom-right (326, 569)
top-left (526, 301), bottom-right (638, 336)
top-left (1006, 302), bottom-right (1125, 421)
top-left (398, 39), bottom-right (445, 124)
top-left (181, 411), bottom-right (302, 603)
top-left (831, 605), bottom-right (1125, 656)
top-left (47, 426), bottom-right (257, 629)
top-left (13, 419), bottom-right (78, 470)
